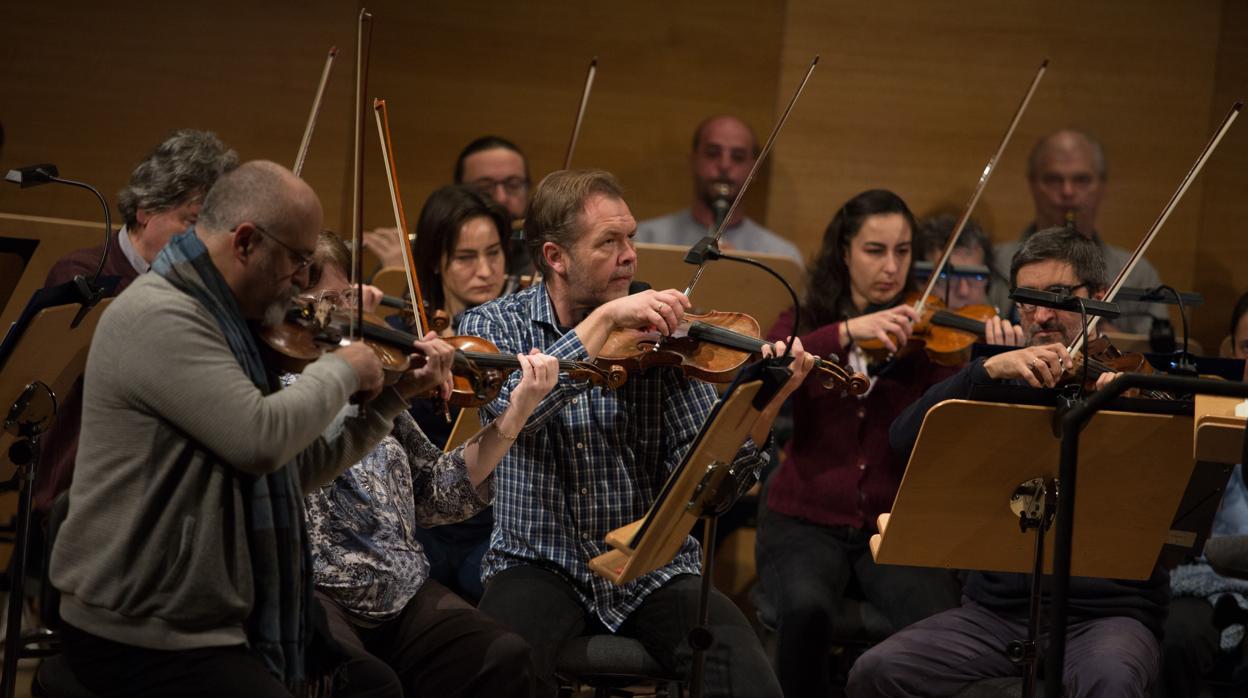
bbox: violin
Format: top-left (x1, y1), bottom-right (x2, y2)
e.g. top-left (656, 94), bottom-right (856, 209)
top-left (1061, 336), bottom-right (1172, 400)
top-left (262, 294), bottom-right (625, 407)
top-left (598, 309), bottom-right (869, 396)
top-left (859, 292), bottom-right (998, 367)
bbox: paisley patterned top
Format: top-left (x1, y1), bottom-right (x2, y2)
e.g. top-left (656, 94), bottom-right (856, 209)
top-left (304, 408), bottom-right (493, 621)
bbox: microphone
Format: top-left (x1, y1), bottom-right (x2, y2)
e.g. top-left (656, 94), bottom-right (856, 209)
top-left (629, 280), bottom-right (651, 295)
top-left (5, 163), bottom-right (113, 326)
top-left (710, 182), bottom-right (732, 232)
top-left (4, 164), bottom-right (59, 188)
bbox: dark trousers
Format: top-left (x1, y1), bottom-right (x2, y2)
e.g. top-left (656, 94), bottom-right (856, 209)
top-left (478, 564), bottom-right (781, 698)
top-left (59, 622), bottom-right (291, 697)
top-left (320, 580), bottom-right (534, 698)
top-left (1156, 596), bottom-right (1221, 698)
top-left (755, 510), bottom-right (961, 697)
top-left (846, 600), bottom-right (1160, 697)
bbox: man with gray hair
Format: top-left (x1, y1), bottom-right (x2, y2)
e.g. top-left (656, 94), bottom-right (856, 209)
top-left (50, 160), bottom-right (453, 696)
top-left (33, 129), bottom-right (239, 515)
top-left (19, 132), bottom-right (235, 665)
top-left (990, 129), bottom-right (1166, 334)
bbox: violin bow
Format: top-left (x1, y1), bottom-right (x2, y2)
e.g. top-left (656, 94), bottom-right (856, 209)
top-left (292, 46), bottom-right (339, 178)
top-left (1069, 99), bottom-right (1242, 356)
top-left (913, 58), bottom-right (1048, 319)
top-left (350, 9), bottom-right (374, 339)
top-left (563, 57), bottom-right (598, 170)
top-left (517, 57), bottom-right (598, 291)
top-left (683, 55), bottom-right (819, 302)
top-left (373, 98), bottom-right (432, 337)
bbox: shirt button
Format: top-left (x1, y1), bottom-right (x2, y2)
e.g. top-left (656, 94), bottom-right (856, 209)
top-left (581, 532), bottom-right (590, 540)
top-left (576, 442), bottom-right (584, 449)
top-left (858, 461), bottom-right (867, 470)
top-left (580, 487), bottom-right (589, 495)
top-left (571, 397), bottom-right (578, 404)
top-left (856, 408), bottom-right (866, 419)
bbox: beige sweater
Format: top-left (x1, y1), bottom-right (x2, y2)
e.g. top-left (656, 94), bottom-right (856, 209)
top-left (50, 273), bottom-right (406, 650)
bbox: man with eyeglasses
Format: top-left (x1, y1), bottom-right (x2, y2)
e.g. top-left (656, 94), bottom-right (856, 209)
top-left (989, 129), bottom-right (1167, 335)
top-left (363, 136), bottom-right (534, 278)
top-left (635, 115), bottom-right (804, 267)
top-left (454, 135), bottom-right (534, 278)
top-left (50, 161), bottom-right (459, 697)
top-left (848, 227), bottom-right (1166, 697)
top-left (915, 213), bottom-right (1015, 317)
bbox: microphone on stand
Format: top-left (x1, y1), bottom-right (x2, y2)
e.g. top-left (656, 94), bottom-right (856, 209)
top-left (5, 163), bottom-right (114, 327)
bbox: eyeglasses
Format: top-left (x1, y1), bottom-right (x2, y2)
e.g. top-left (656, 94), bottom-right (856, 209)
top-left (470, 176), bottom-right (528, 196)
top-left (249, 223), bottom-right (314, 271)
top-left (1014, 283), bottom-right (1088, 313)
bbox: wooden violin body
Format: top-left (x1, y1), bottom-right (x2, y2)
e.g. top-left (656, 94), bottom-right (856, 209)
top-left (597, 310), bottom-right (759, 383)
top-left (859, 293), bottom-right (997, 367)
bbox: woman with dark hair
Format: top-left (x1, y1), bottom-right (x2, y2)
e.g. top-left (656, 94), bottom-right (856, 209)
top-left (755, 189), bottom-right (964, 697)
top-left (410, 184), bottom-right (511, 332)
top-left (402, 185), bottom-right (511, 605)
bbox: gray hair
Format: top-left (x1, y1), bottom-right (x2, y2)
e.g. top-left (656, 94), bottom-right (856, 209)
top-left (117, 129), bottom-right (238, 228)
top-left (198, 161), bottom-right (304, 238)
top-left (1026, 129), bottom-right (1107, 181)
top-left (1009, 226), bottom-right (1106, 292)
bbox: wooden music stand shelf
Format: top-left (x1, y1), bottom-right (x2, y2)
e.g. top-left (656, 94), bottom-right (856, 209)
top-left (589, 378), bottom-right (766, 586)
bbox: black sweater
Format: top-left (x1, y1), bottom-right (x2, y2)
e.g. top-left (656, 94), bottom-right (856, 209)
top-left (888, 358), bottom-right (1169, 638)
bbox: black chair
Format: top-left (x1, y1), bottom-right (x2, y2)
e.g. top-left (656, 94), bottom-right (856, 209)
top-left (554, 634), bottom-right (684, 698)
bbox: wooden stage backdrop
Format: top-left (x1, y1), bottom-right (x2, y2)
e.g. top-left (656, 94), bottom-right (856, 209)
top-left (1, 0), bottom-right (1245, 349)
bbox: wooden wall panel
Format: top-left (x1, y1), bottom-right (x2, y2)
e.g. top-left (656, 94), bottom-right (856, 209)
top-left (2, 1), bottom-right (1243, 350)
top-left (1192, 0), bottom-right (1248, 350)
top-left (0, 0), bottom-right (784, 251)
top-left (766, 0), bottom-right (1240, 349)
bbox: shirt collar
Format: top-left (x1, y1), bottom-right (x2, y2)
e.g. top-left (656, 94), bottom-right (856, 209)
top-left (527, 283), bottom-right (564, 333)
top-left (117, 225), bottom-right (151, 274)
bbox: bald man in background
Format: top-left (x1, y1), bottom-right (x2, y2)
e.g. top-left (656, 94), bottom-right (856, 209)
top-left (991, 129), bottom-right (1166, 334)
top-left (636, 115), bottom-right (804, 267)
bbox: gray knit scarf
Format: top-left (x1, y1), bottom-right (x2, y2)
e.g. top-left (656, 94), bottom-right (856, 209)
top-left (151, 230), bottom-right (310, 686)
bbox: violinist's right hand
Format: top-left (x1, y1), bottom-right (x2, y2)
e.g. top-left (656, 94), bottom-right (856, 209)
top-left (337, 341), bottom-right (385, 402)
top-left (982, 342), bottom-right (1072, 388)
top-left (604, 288), bottom-right (690, 336)
top-left (843, 305), bottom-right (920, 353)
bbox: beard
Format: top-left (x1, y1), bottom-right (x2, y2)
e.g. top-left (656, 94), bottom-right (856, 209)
top-left (1027, 318), bottom-right (1071, 346)
top-left (260, 285), bottom-right (299, 329)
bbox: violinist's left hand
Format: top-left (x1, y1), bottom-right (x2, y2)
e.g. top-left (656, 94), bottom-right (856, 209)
top-left (750, 338), bottom-right (816, 446)
top-left (395, 333), bottom-right (457, 401)
top-left (1092, 370), bottom-right (1140, 397)
top-left (984, 316), bottom-right (1025, 347)
top-left (764, 337), bottom-right (817, 402)
top-left (360, 284), bottom-right (384, 314)
top-left (508, 349), bottom-right (560, 418)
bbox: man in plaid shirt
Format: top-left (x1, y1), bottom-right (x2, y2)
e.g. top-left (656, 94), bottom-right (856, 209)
top-left (460, 168), bottom-right (812, 697)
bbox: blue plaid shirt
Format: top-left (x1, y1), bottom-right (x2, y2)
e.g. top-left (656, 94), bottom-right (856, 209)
top-left (460, 284), bottom-right (766, 630)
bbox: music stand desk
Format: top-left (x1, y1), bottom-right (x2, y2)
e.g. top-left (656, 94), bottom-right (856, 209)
top-left (870, 398), bottom-right (1191, 580)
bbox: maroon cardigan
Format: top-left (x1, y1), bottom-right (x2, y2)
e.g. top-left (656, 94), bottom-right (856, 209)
top-left (764, 307), bottom-right (957, 530)
top-left (33, 233), bottom-right (140, 513)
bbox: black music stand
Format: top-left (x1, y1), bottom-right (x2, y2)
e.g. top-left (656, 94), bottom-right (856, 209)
top-left (589, 358), bottom-right (789, 698)
top-left (0, 283), bottom-right (114, 698)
